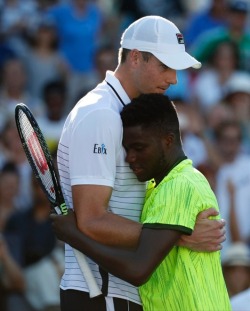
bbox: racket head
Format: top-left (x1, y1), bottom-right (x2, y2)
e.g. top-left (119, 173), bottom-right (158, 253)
top-left (15, 103), bottom-right (65, 210)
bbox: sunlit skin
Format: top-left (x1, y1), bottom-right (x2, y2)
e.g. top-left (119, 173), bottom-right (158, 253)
top-left (217, 125), bottom-right (241, 162)
top-left (123, 125), bottom-right (184, 185)
top-left (115, 50), bottom-right (177, 99)
top-left (223, 265), bottom-right (250, 297)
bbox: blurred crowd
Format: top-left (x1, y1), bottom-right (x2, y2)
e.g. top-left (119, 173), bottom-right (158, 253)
top-left (1, 0), bottom-right (250, 310)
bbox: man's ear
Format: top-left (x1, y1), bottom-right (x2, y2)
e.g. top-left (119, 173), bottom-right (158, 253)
top-left (163, 133), bottom-right (175, 147)
top-left (129, 49), bottom-right (140, 66)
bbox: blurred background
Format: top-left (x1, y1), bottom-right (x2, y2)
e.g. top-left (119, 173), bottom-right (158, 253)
top-left (1, 0), bottom-right (250, 310)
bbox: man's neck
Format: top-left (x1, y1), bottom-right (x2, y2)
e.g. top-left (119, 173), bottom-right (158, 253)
top-left (155, 150), bottom-right (186, 185)
top-left (114, 66), bottom-right (140, 100)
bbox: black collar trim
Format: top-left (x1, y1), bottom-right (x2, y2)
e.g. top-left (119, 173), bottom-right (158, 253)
top-left (105, 80), bottom-right (125, 107)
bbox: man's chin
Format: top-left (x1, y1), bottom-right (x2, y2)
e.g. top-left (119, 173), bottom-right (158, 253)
top-left (136, 175), bottom-right (149, 183)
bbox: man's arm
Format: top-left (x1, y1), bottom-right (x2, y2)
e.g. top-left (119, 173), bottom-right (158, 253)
top-left (72, 184), bottom-right (142, 248)
top-left (73, 184), bottom-right (226, 252)
top-left (51, 211), bottom-right (181, 286)
top-left (178, 208), bottom-right (226, 251)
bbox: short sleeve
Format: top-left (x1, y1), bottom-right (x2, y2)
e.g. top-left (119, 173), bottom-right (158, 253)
top-left (69, 108), bottom-right (123, 187)
top-left (141, 177), bottom-right (202, 232)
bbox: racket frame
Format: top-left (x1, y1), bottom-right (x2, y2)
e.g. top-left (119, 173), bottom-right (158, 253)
top-left (15, 103), bottom-right (102, 297)
top-left (15, 103), bottom-right (67, 215)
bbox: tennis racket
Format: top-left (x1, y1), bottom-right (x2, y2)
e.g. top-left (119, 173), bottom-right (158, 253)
top-left (15, 103), bottom-right (102, 298)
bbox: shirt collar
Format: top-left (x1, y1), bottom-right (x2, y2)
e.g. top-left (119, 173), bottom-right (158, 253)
top-left (105, 71), bottom-right (131, 105)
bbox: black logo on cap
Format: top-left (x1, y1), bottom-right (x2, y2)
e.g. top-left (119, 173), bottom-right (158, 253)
top-left (176, 33), bottom-right (184, 44)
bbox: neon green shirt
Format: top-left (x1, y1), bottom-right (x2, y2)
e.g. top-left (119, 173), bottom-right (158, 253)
top-left (139, 159), bottom-right (231, 311)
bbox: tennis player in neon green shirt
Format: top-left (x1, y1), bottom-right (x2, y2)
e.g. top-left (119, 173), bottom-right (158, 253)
top-left (122, 93), bottom-right (231, 311)
top-left (140, 159), bottom-right (230, 310)
top-left (51, 93), bottom-right (231, 310)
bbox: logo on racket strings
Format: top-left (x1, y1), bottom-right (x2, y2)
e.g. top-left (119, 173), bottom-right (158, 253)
top-left (60, 203), bottom-right (68, 215)
top-left (28, 133), bottom-right (48, 175)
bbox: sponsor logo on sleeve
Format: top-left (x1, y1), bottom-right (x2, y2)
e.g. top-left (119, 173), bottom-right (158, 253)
top-left (93, 143), bottom-right (107, 155)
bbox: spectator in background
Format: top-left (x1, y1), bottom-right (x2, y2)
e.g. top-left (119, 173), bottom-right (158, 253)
top-left (205, 102), bottom-right (235, 141)
top-left (214, 120), bottom-right (250, 259)
top-left (0, 235), bottom-right (29, 311)
top-left (178, 102), bottom-right (234, 191)
top-left (0, 57), bottom-right (44, 132)
top-left (22, 20), bottom-right (69, 99)
top-left (75, 44), bottom-right (118, 101)
top-left (0, 162), bottom-right (32, 311)
top-left (94, 0), bottom-right (120, 49)
top-left (0, 117), bottom-right (33, 210)
top-left (176, 102), bottom-right (209, 168)
top-left (46, 0), bottom-right (104, 110)
top-left (0, 162), bottom-right (20, 231)
top-left (231, 287), bottom-right (250, 311)
top-left (222, 242), bottom-right (250, 298)
top-left (223, 71), bottom-right (250, 153)
top-left (184, 0), bottom-right (228, 47)
top-left (0, 0), bottom-right (36, 56)
top-left (0, 34), bottom-right (17, 71)
top-left (191, 41), bottom-right (240, 115)
top-left (36, 80), bottom-right (67, 154)
top-left (117, 0), bottom-right (186, 38)
top-left (27, 0), bottom-right (62, 30)
top-left (94, 44), bottom-right (117, 82)
top-left (227, 179), bottom-right (241, 243)
top-left (116, 0), bottom-right (142, 32)
top-left (4, 175), bottom-right (64, 311)
top-left (135, 0), bottom-right (186, 26)
top-left (191, 0), bottom-right (250, 72)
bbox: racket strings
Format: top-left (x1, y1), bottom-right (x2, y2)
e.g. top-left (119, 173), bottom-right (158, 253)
top-left (18, 110), bottom-right (57, 202)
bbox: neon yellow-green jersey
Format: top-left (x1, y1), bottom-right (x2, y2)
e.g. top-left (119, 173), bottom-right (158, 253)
top-left (139, 159), bottom-right (231, 311)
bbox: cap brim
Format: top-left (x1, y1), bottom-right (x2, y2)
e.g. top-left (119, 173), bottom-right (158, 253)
top-left (152, 51), bottom-right (201, 70)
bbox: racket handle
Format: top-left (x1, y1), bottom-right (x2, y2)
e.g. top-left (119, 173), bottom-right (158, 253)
top-left (55, 205), bottom-right (102, 297)
top-left (73, 248), bottom-right (103, 298)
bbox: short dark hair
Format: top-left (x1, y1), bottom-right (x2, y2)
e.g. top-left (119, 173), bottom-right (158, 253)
top-left (121, 93), bottom-right (181, 144)
top-left (119, 48), bottom-right (153, 64)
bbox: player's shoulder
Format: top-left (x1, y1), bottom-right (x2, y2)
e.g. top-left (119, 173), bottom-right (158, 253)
top-left (78, 84), bottom-right (113, 106)
top-left (66, 87), bottom-right (117, 125)
top-left (166, 160), bottom-right (211, 194)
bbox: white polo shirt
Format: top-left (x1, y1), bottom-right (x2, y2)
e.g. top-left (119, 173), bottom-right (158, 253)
top-left (57, 71), bottom-right (146, 304)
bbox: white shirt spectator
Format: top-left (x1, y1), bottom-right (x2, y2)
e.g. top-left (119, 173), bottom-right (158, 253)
top-left (216, 154), bottom-right (250, 259)
top-left (231, 288), bottom-right (250, 311)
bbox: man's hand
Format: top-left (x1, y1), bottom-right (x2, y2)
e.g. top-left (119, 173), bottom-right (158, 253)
top-left (178, 208), bottom-right (226, 252)
top-left (50, 210), bottom-right (78, 245)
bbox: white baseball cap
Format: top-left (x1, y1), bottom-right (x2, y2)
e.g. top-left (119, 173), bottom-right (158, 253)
top-left (225, 72), bottom-right (250, 96)
top-left (120, 16), bottom-right (201, 70)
